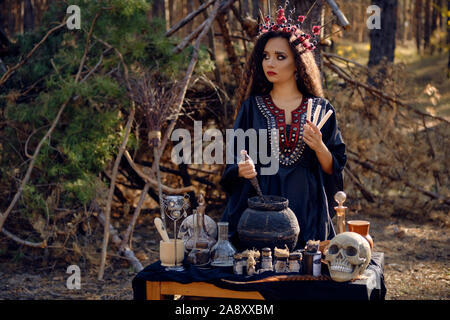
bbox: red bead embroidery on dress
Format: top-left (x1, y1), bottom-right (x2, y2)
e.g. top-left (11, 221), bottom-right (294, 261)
top-left (263, 95), bottom-right (307, 159)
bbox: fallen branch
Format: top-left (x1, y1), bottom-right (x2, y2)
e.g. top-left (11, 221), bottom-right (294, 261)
top-left (124, 150), bottom-right (195, 194)
top-left (93, 202), bottom-right (143, 273)
top-left (343, 166), bottom-right (375, 203)
top-left (119, 182), bottom-right (150, 252)
top-left (323, 58), bottom-right (450, 125)
top-left (165, 0), bottom-right (216, 37)
top-left (172, 19), bottom-right (209, 54)
top-left (322, 52), bottom-right (368, 71)
top-left (98, 103), bottom-right (136, 280)
top-left (216, 12), bottom-right (241, 83)
top-left (154, 0), bottom-right (234, 172)
top-left (348, 155), bottom-right (450, 206)
top-left (1, 228), bottom-right (46, 248)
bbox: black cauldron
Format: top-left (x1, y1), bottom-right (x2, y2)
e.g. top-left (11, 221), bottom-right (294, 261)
top-left (237, 195), bottom-right (300, 251)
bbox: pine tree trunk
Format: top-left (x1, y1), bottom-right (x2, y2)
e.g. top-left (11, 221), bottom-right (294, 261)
top-left (402, 0), bottom-right (409, 44)
top-left (424, 0), bottom-right (431, 51)
top-left (447, 0), bottom-right (450, 77)
top-left (368, 0), bottom-right (397, 66)
top-left (252, 0), bottom-right (259, 19)
top-left (164, 0), bottom-right (170, 31)
top-left (23, 0), bottom-right (35, 32)
top-left (186, 0), bottom-right (193, 34)
top-left (368, 0), bottom-right (398, 89)
top-left (152, 0), bottom-right (164, 20)
top-left (415, 0), bottom-right (422, 54)
top-left (430, 0), bottom-right (438, 54)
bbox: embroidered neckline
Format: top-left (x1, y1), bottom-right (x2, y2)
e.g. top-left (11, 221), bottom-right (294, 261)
top-left (255, 95), bottom-right (311, 166)
top-left (263, 94), bottom-right (307, 148)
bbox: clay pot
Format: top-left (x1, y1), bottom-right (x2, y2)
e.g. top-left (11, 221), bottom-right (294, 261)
top-left (237, 195), bottom-right (300, 251)
top-left (347, 220), bottom-right (373, 250)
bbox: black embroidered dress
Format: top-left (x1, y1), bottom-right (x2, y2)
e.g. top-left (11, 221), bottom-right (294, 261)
top-left (219, 94), bottom-right (347, 249)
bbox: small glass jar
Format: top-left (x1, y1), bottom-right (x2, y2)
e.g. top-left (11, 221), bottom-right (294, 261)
top-left (274, 255), bottom-right (288, 273)
top-left (186, 240), bottom-right (210, 266)
top-left (288, 252), bottom-right (302, 273)
top-left (312, 251), bottom-right (322, 276)
top-left (233, 253), bottom-right (243, 275)
top-left (210, 222), bottom-right (236, 267)
top-left (260, 247), bottom-right (273, 271)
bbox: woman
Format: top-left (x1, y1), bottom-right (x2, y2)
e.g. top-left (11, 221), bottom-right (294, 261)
top-left (219, 17), bottom-right (347, 249)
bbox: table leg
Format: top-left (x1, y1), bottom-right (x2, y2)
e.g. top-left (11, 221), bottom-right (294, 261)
top-left (146, 281), bottom-right (163, 300)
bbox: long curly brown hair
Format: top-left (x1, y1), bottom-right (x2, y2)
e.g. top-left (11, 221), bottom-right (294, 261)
top-left (234, 30), bottom-right (324, 119)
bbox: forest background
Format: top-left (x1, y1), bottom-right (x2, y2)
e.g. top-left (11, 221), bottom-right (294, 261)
top-left (0, 0), bottom-right (448, 300)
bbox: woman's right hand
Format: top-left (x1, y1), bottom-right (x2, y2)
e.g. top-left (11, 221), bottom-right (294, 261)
top-left (238, 159), bottom-right (257, 179)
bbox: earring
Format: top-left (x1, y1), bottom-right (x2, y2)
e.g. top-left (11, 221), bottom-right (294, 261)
top-left (294, 72), bottom-right (298, 80)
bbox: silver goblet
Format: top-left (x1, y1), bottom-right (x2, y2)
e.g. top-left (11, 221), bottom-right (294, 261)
top-left (162, 194), bottom-right (190, 271)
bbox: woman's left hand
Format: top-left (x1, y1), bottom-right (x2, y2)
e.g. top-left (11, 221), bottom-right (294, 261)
top-left (303, 119), bottom-right (326, 152)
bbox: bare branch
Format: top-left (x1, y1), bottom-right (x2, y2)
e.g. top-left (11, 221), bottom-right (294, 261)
top-left (0, 19), bottom-right (67, 87)
top-left (166, 0), bottom-right (216, 37)
top-left (98, 104), bottom-right (135, 280)
top-left (124, 151), bottom-right (195, 194)
top-left (1, 228), bottom-right (46, 248)
top-left (348, 155), bottom-right (450, 206)
top-left (323, 58), bottom-right (450, 125)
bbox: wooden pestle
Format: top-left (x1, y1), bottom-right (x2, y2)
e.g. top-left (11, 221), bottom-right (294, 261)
top-left (240, 150), bottom-right (265, 202)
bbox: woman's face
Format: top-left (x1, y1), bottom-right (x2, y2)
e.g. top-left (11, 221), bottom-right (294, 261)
top-left (262, 37), bottom-right (297, 84)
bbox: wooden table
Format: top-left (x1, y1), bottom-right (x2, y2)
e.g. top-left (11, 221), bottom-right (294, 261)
top-left (137, 253), bottom-right (385, 301)
top-left (146, 281), bottom-right (265, 300)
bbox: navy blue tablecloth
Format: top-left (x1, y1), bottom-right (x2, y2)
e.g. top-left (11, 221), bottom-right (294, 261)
top-left (132, 252), bottom-right (386, 300)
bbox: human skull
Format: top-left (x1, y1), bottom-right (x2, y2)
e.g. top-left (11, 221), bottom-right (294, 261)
top-left (325, 232), bottom-right (371, 282)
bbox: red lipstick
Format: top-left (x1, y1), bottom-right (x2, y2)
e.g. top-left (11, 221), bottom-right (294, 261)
top-left (267, 71), bottom-right (277, 76)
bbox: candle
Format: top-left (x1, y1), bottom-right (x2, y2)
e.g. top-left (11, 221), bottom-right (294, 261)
top-left (312, 104), bottom-right (322, 126)
top-left (306, 99), bottom-right (313, 122)
top-left (317, 110), bottom-right (334, 130)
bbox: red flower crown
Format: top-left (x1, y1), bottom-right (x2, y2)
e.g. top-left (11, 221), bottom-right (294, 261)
top-left (257, 5), bottom-right (323, 51)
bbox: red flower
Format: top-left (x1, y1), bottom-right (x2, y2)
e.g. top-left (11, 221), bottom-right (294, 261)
top-left (312, 25), bottom-right (321, 35)
top-left (298, 16), bottom-right (305, 23)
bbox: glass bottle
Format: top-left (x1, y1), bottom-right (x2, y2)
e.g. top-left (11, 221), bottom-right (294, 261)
top-left (233, 253), bottom-right (244, 275)
top-left (260, 247), bottom-right (273, 272)
top-left (210, 222), bottom-right (236, 267)
top-left (185, 210), bottom-right (216, 254)
top-left (274, 253), bottom-right (288, 273)
top-left (288, 252), bottom-right (302, 273)
top-left (186, 240), bottom-right (211, 267)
